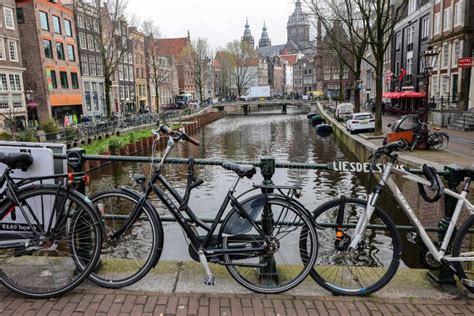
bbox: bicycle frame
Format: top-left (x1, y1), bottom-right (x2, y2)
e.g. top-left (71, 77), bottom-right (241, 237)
top-left (350, 157), bottom-right (474, 263)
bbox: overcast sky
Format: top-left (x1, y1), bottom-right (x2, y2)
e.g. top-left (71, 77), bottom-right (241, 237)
top-left (128, 0), bottom-right (297, 50)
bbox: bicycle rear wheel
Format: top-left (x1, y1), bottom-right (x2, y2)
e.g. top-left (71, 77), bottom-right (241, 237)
top-left (429, 133), bottom-right (449, 151)
top-left (220, 195), bottom-right (318, 294)
top-left (0, 186), bottom-right (102, 298)
top-left (452, 215), bottom-right (474, 293)
top-left (306, 197), bottom-right (401, 296)
top-left (89, 189), bottom-right (163, 288)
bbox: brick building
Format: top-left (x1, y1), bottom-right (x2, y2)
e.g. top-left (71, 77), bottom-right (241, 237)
top-left (0, 0), bottom-right (26, 131)
top-left (16, 0), bottom-right (83, 124)
top-left (70, 0), bottom-right (105, 119)
top-left (117, 19), bottom-right (134, 114)
top-left (130, 28), bottom-right (148, 112)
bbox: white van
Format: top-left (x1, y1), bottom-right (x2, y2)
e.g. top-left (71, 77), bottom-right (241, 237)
top-left (335, 103), bottom-right (354, 121)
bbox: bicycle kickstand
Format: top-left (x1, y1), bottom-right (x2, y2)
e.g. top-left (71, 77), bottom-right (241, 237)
top-left (198, 250), bottom-right (215, 286)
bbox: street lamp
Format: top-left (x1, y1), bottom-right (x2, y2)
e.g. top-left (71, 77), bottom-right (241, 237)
top-left (420, 47), bottom-right (439, 123)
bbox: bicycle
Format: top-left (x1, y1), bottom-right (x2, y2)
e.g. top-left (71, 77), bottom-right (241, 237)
top-left (89, 124), bottom-right (319, 293)
top-left (301, 140), bottom-right (474, 296)
top-left (0, 152), bottom-right (103, 298)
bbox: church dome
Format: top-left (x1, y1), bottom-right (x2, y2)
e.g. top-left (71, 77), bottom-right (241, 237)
top-left (287, 0), bottom-right (310, 27)
top-left (258, 21), bottom-right (271, 48)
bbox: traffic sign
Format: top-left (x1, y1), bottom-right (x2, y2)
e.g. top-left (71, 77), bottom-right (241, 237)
top-left (458, 57), bottom-right (472, 68)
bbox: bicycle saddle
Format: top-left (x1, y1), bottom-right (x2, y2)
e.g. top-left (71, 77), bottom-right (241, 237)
top-left (0, 153), bottom-right (33, 171)
top-left (222, 162), bottom-right (256, 179)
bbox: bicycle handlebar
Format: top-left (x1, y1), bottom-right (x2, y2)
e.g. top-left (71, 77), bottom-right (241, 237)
top-left (156, 124), bottom-right (200, 146)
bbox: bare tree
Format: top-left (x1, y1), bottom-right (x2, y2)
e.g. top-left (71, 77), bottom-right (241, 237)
top-left (215, 51), bottom-right (233, 98)
top-left (184, 38), bottom-right (212, 103)
top-left (225, 40), bottom-right (257, 97)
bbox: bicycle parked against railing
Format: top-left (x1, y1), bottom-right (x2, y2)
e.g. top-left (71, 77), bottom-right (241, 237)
top-left (301, 141), bottom-right (474, 296)
top-left (0, 153), bottom-right (103, 298)
top-left (89, 124), bottom-right (319, 293)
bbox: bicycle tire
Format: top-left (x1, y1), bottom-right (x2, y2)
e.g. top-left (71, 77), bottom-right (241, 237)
top-left (430, 133), bottom-right (449, 151)
top-left (451, 215), bottom-right (474, 293)
top-left (0, 185), bottom-right (102, 298)
top-left (305, 197), bottom-right (401, 296)
top-left (220, 194), bottom-right (318, 294)
top-left (89, 189), bottom-right (163, 288)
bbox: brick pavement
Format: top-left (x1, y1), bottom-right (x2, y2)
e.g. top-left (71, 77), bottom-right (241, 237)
top-left (0, 287), bottom-right (473, 315)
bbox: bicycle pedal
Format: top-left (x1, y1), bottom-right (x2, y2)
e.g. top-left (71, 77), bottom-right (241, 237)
top-left (204, 276), bottom-right (215, 286)
top-left (462, 278), bottom-right (474, 287)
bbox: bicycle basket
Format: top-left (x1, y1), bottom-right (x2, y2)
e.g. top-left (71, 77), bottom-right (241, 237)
top-left (223, 195), bottom-right (266, 235)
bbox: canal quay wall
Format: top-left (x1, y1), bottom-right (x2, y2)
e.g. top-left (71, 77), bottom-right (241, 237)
top-left (315, 102), bottom-right (469, 247)
top-left (83, 111), bottom-right (225, 172)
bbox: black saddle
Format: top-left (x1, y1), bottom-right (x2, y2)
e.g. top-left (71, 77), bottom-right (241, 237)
top-left (0, 153), bottom-right (34, 171)
top-left (222, 162), bottom-right (256, 179)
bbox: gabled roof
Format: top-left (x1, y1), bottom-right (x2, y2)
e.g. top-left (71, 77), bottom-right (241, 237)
top-left (156, 37), bottom-right (189, 57)
top-left (280, 54), bottom-right (299, 65)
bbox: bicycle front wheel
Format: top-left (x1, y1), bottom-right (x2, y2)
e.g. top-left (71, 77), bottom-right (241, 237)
top-left (452, 215), bottom-right (474, 293)
top-left (308, 197), bottom-right (401, 296)
top-left (430, 133), bottom-right (449, 151)
top-left (0, 186), bottom-right (102, 298)
top-left (89, 189), bottom-right (163, 288)
top-left (220, 195), bottom-right (318, 294)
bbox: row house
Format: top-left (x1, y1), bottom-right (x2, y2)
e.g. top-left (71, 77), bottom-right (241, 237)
top-left (71, 0), bottom-right (105, 119)
top-left (430, 0), bottom-right (473, 110)
top-left (117, 19), bottom-right (134, 113)
top-left (266, 56), bottom-right (284, 96)
top-left (293, 57), bottom-right (316, 95)
top-left (280, 54), bottom-right (300, 94)
top-left (17, 0), bottom-right (83, 124)
top-left (213, 51), bottom-right (232, 98)
top-left (0, 0), bottom-right (26, 131)
top-left (130, 28), bottom-right (148, 112)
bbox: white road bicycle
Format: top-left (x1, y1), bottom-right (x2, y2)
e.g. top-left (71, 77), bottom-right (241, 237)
top-left (302, 140), bottom-right (474, 296)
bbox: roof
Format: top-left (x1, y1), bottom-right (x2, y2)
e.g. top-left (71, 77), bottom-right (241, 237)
top-left (156, 37), bottom-right (189, 57)
top-left (256, 44), bottom-right (285, 57)
top-left (280, 54), bottom-right (300, 65)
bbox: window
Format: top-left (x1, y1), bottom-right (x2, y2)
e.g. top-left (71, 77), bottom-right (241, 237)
top-left (0, 74), bottom-right (7, 91)
top-left (431, 75), bottom-right (439, 96)
top-left (77, 14), bottom-right (84, 28)
top-left (4, 7), bottom-right (15, 30)
top-left (56, 43), bottom-right (65, 60)
top-left (453, 40), bottom-right (462, 66)
top-left (92, 82), bottom-right (98, 109)
top-left (395, 32), bottom-right (401, 51)
top-left (79, 32), bottom-right (86, 49)
top-left (87, 34), bottom-right (94, 51)
top-left (434, 13), bottom-right (440, 35)
top-left (89, 55), bottom-right (96, 76)
top-left (421, 18), bottom-right (429, 40)
top-left (81, 55), bottom-right (89, 75)
top-left (408, 0), bottom-right (416, 15)
top-left (8, 40), bottom-right (18, 62)
top-left (67, 44), bottom-right (75, 61)
top-left (96, 56), bottom-right (103, 76)
top-left (442, 43), bottom-right (449, 68)
top-left (53, 15), bottom-right (61, 34)
top-left (407, 26), bottom-right (414, 51)
top-left (129, 65), bottom-right (134, 81)
top-left (71, 72), bottom-right (79, 89)
top-left (441, 74), bottom-right (449, 95)
top-left (11, 94), bottom-right (23, 108)
top-left (16, 8), bottom-right (24, 24)
top-left (342, 68), bottom-right (348, 79)
top-left (43, 40), bottom-right (53, 58)
top-left (60, 71), bottom-right (68, 88)
top-left (454, 1), bottom-right (463, 27)
top-left (119, 85), bottom-right (124, 100)
top-left (118, 64), bottom-right (123, 80)
top-left (9, 74), bottom-right (21, 91)
top-left (443, 7), bottom-right (452, 32)
top-left (125, 85), bottom-right (129, 100)
top-left (332, 67), bottom-right (338, 80)
top-left (50, 70), bottom-right (58, 89)
top-left (406, 57), bottom-right (413, 76)
top-left (64, 20), bottom-right (73, 37)
top-left (94, 38), bottom-right (100, 52)
top-left (0, 39), bottom-right (5, 61)
top-left (84, 81), bottom-right (91, 111)
top-left (39, 11), bottom-right (49, 31)
top-left (0, 95), bottom-right (8, 109)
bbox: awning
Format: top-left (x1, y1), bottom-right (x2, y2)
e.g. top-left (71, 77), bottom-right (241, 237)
top-left (383, 91), bottom-right (426, 99)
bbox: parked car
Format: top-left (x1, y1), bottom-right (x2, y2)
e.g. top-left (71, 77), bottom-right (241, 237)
top-left (335, 103), bottom-right (354, 121)
top-left (345, 112), bottom-right (375, 134)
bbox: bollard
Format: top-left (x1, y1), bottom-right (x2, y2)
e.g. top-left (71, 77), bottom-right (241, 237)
top-left (427, 164), bottom-right (465, 285)
top-left (258, 156), bottom-right (279, 284)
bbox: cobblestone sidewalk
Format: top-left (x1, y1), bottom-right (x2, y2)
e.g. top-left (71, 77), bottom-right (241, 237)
top-left (1, 288), bottom-right (473, 316)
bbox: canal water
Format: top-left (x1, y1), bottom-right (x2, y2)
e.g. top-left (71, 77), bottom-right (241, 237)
top-left (88, 107), bottom-right (420, 267)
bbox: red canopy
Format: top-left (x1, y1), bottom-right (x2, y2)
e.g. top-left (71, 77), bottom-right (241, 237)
top-left (383, 91), bottom-right (426, 99)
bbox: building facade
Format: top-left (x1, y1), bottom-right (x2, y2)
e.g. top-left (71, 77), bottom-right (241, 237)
top-left (131, 28), bottom-right (148, 112)
top-left (17, 0), bottom-right (83, 124)
top-left (293, 57), bottom-right (316, 94)
top-left (0, 0), bottom-right (26, 131)
top-left (117, 19), bottom-right (135, 113)
top-left (73, 0), bottom-right (105, 119)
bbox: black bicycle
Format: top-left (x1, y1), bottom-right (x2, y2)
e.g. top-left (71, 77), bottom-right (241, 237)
top-left (0, 152), bottom-right (103, 298)
top-left (90, 125), bottom-right (319, 293)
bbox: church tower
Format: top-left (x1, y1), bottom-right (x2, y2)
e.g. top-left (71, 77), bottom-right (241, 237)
top-left (241, 18), bottom-right (255, 48)
top-left (287, 0), bottom-right (310, 49)
top-left (258, 21), bottom-right (272, 48)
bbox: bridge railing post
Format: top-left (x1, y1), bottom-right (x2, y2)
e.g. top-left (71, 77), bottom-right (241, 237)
top-left (258, 156), bottom-right (279, 284)
top-left (66, 148), bottom-right (87, 195)
top-left (427, 164), bottom-right (465, 285)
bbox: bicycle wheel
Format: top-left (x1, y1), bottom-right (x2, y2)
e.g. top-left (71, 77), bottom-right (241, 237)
top-left (89, 189), bottom-right (163, 288)
top-left (430, 133), bottom-right (449, 151)
top-left (220, 195), bottom-right (318, 294)
top-left (0, 186), bottom-right (102, 298)
top-left (451, 215), bottom-right (474, 293)
top-left (306, 197), bottom-right (401, 296)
